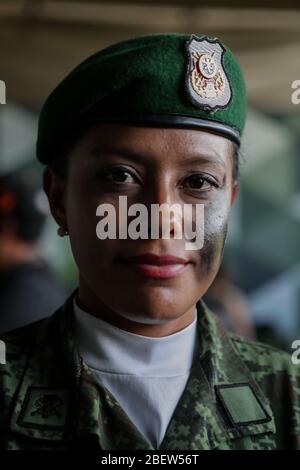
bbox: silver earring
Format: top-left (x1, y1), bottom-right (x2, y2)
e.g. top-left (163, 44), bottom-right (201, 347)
top-left (57, 226), bottom-right (69, 237)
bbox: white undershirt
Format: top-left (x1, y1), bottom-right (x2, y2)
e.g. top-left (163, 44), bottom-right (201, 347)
top-left (73, 298), bottom-right (199, 448)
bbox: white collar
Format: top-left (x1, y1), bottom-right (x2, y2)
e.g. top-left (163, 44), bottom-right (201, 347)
top-left (73, 298), bottom-right (199, 378)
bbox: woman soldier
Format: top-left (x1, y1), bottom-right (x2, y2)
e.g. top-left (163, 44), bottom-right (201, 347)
top-left (0, 33), bottom-right (299, 450)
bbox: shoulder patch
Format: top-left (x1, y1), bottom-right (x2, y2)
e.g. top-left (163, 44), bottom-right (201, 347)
top-left (215, 383), bottom-right (272, 426)
top-left (18, 387), bottom-right (69, 430)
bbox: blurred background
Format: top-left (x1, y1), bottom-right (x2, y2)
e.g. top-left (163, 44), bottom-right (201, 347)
top-left (0, 0), bottom-right (300, 346)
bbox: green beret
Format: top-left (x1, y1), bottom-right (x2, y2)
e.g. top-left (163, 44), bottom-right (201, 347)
top-left (36, 33), bottom-right (247, 164)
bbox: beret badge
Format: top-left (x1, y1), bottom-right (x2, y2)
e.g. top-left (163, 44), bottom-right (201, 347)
top-left (185, 35), bottom-right (232, 112)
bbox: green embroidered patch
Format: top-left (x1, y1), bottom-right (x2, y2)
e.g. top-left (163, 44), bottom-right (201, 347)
top-left (215, 383), bottom-right (271, 426)
top-left (18, 387), bottom-right (69, 429)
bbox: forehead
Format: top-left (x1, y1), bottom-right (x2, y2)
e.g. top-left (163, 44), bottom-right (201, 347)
top-left (71, 123), bottom-right (233, 169)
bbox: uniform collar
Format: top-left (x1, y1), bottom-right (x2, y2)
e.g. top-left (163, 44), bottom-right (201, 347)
top-left (9, 289), bottom-right (276, 449)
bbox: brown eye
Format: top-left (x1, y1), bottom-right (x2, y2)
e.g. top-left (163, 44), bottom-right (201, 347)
top-left (100, 167), bottom-right (137, 184)
top-left (183, 174), bottom-right (216, 190)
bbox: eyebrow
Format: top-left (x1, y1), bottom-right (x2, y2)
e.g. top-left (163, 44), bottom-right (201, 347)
top-left (89, 145), bottom-right (226, 171)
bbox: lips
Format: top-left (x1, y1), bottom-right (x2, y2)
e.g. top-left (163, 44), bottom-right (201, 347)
top-left (120, 253), bottom-right (190, 279)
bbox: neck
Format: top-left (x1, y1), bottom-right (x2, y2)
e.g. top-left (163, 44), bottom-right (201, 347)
top-left (74, 297), bottom-right (198, 376)
top-left (77, 277), bottom-right (197, 338)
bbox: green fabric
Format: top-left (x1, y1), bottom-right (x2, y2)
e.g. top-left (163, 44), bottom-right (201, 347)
top-left (36, 33), bottom-right (247, 164)
top-left (19, 388), bottom-right (69, 428)
top-left (217, 385), bottom-right (269, 424)
top-left (0, 291), bottom-right (300, 450)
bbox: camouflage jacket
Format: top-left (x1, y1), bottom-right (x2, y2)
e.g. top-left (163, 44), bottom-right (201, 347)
top-left (0, 291), bottom-right (299, 450)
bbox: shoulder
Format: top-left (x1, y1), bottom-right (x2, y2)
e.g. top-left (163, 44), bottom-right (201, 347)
top-left (228, 334), bottom-right (300, 448)
top-left (0, 316), bottom-right (49, 366)
top-left (228, 333), bottom-right (297, 376)
top-left (0, 318), bottom-right (47, 390)
top-left (0, 319), bottom-right (43, 370)
top-left (0, 320), bottom-right (43, 431)
top-left (0, 309), bottom-right (63, 417)
top-left (228, 333), bottom-right (300, 420)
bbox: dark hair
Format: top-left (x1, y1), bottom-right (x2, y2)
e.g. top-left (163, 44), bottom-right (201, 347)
top-left (231, 141), bottom-right (240, 182)
top-left (48, 127), bottom-right (88, 179)
top-left (49, 129), bottom-right (241, 182)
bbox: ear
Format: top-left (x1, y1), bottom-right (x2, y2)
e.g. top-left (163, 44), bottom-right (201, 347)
top-left (43, 167), bottom-right (68, 231)
top-left (230, 180), bottom-right (239, 206)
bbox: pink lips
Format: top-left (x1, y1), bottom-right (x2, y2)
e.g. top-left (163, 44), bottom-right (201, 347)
top-left (120, 253), bottom-right (190, 279)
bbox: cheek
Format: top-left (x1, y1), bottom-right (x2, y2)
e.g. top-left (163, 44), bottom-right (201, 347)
top-left (64, 178), bottom-right (116, 269)
top-left (66, 186), bottom-right (95, 238)
top-left (196, 192), bottom-right (231, 272)
top-left (204, 194), bottom-right (230, 237)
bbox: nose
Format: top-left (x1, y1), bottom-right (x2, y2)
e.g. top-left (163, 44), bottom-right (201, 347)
top-left (145, 178), bottom-right (183, 240)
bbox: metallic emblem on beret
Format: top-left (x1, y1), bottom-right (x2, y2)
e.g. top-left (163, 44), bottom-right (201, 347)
top-left (185, 35), bottom-right (232, 111)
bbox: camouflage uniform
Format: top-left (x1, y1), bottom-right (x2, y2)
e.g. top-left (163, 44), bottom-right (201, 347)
top-left (0, 291), bottom-right (299, 450)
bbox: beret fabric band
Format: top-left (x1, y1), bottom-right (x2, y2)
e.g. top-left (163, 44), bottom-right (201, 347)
top-left (36, 33), bottom-right (247, 164)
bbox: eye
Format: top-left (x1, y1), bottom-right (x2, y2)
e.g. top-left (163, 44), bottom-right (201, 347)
top-left (180, 174), bottom-right (218, 191)
top-left (98, 166), bottom-right (139, 184)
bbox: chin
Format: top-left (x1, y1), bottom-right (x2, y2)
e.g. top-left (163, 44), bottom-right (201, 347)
top-left (116, 293), bottom-right (189, 325)
top-left (118, 310), bottom-right (174, 325)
